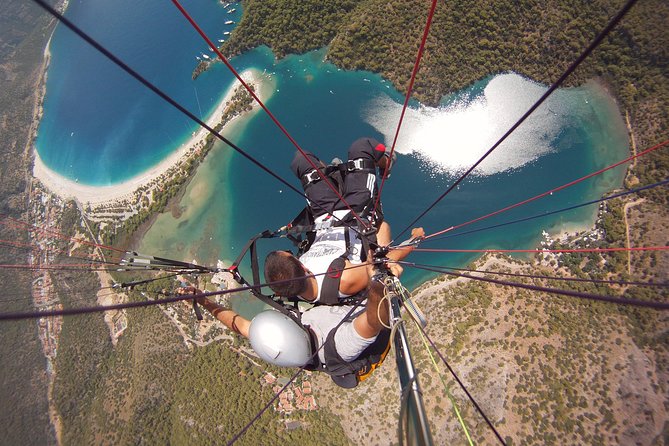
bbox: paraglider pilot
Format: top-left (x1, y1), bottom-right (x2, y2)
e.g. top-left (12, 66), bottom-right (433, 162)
top-left (181, 137), bottom-right (424, 387)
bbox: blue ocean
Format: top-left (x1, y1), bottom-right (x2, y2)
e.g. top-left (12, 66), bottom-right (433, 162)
top-left (37, 0), bottom-right (630, 315)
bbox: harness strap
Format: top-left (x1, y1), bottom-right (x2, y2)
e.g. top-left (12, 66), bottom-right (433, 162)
top-left (229, 230), bottom-right (305, 326)
top-left (320, 256), bottom-right (346, 305)
top-left (249, 238), bottom-right (261, 288)
top-left (231, 229), bottom-right (274, 272)
top-left (301, 158), bottom-right (376, 188)
top-left (346, 158), bottom-right (376, 172)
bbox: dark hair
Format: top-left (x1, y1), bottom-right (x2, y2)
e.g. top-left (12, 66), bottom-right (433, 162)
top-left (264, 251), bottom-right (308, 297)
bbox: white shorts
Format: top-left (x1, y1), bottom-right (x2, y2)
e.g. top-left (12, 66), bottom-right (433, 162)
top-left (301, 304), bottom-right (377, 363)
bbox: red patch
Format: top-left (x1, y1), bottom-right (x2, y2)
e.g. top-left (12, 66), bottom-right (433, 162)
top-left (374, 143), bottom-right (386, 152)
top-left (327, 265), bottom-right (342, 278)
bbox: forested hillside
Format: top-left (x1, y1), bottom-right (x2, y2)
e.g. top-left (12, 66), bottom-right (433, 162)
top-left (52, 280), bottom-right (349, 445)
top-left (222, 1), bottom-right (668, 444)
top-left (0, 1), bottom-right (60, 444)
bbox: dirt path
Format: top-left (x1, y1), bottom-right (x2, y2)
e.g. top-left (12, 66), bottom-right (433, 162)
top-left (625, 110), bottom-right (638, 167)
top-left (623, 198), bottom-right (645, 275)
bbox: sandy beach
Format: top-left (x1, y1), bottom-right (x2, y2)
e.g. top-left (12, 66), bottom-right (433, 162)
top-left (33, 68), bottom-right (264, 207)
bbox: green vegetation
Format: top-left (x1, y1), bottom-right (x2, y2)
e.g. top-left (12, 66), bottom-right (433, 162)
top-left (227, 0), bottom-right (667, 111)
top-left (53, 286), bottom-right (187, 444)
top-left (171, 343), bottom-right (349, 445)
top-left (52, 269), bottom-right (113, 444)
top-left (225, 0), bottom-right (668, 203)
top-left (225, 0), bottom-right (357, 59)
top-left (0, 1), bottom-right (62, 444)
top-left (52, 279), bottom-right (349, 445)
top-left (406, 263), bottom-right (666, 444)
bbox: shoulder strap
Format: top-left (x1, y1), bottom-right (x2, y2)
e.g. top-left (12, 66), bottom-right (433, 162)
top-left (229, 230), bottom-right (304, 324)
top-left (319, 256), bottom-right (346, 305)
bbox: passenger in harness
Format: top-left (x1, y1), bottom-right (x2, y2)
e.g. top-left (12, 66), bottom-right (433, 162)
top-left (260, 137), bottom-right (424, 386)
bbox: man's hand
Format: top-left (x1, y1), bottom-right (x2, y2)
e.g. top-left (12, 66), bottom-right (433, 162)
top-left (177, 286), bottom-right (206, 305)
top-left (388, 262), bottom-right (403, 277)
top-left (367, 253), bottom-right (403, 279)
top-left (410, 227), bottom-right (425, 241)
top-left (385, 227), bottom-right (425, 263)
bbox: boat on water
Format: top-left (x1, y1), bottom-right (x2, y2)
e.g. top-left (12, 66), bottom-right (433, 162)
top-left (218, 39), bottom-right (226, 43)
top-left (227, 8), bottom-right (236, 13)
top-left (225, 20), bottom-right (235, 24)
top-left (196, 56), bottom-right (201, 61)
top-left (202, 54), bottom-right (211, 60)
top-left (223, 31), bottom-right (231, 35)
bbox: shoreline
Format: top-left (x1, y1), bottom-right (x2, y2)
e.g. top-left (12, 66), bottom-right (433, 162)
top-left (32, 69), bottom-right (264, 207)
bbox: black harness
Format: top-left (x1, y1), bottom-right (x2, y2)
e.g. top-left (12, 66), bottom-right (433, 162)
top-left (282, 156), bottom-right (384, 304)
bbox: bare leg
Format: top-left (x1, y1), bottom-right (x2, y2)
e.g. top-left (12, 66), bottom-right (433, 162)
top-left (353, 280), bottom-right (389, 339)
top-left (377, 221), bottom-right (391, 247)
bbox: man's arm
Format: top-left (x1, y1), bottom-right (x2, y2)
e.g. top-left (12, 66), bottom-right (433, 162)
top-left (179, 287), bottom-right (251, 338)
top-left (339, 260), bottom-right (370, 296)
top-left (385, 227), bottom-right (425, 263)
top-left (339, 226), bottom-right (424, 292)
top-left (353, 279), bottom-right (388, 339)
top-left (198, 298), bottom-right (251, 338)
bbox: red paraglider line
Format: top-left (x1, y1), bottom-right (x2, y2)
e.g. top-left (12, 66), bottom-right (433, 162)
top-left (424, 139), bottom-right (669, 240)
top-left (374, 0), bottom-right (439, 215)
top-left (171, 0), bottom-right (369, 228)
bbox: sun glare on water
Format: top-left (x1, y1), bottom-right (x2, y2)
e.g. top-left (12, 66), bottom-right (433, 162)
top-left (365, 73), bottom-right (570, 176)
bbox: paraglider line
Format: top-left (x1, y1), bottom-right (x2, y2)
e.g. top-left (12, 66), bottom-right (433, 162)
top-left (414, 323), bottom-right (508, 446)
top-left (1, 213), bottom-right (126, 253)
top-left (399, 261), bottom-right (669, 288)
top-left (412, 245), bottom-right (669, 254)
top-left (424, 140), bottom-right (669, 240)
top-left (374, 0), bottom-right (439, 215)
top-left (171, 0), bottom-right (369, 229)
top-left (422, 178), bottom-right (669, 243)
top-left (0, 262), bottom-right (371, 321)
top-left (400, 261), bottom-right (669, 310)
top-left (29, 0), bottom-right (373, 243)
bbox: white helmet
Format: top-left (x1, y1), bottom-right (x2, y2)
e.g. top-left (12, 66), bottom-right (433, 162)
top-left (248, 310), bottom-right (312, 367)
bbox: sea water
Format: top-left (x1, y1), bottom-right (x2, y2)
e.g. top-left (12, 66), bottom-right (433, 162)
top-left (36, 1), bottom-right (629, 316)
top-left (36, 0), bottom-right (243, 183)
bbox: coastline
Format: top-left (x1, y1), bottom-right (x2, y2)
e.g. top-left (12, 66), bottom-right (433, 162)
top-left (32, 69), bottom-right (264, 207)
top-left (20, 0), bottom-right (667, 442)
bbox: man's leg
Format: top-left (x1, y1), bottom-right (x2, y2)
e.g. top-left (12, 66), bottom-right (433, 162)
top-left (290, 150), bottom-right (340, 218)
top-left (343, 137), bottom-right (388, 218)
top-left (352, 280), bottom-right (389, 339)
top-left (347, 137), bottom-right (387, 165)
